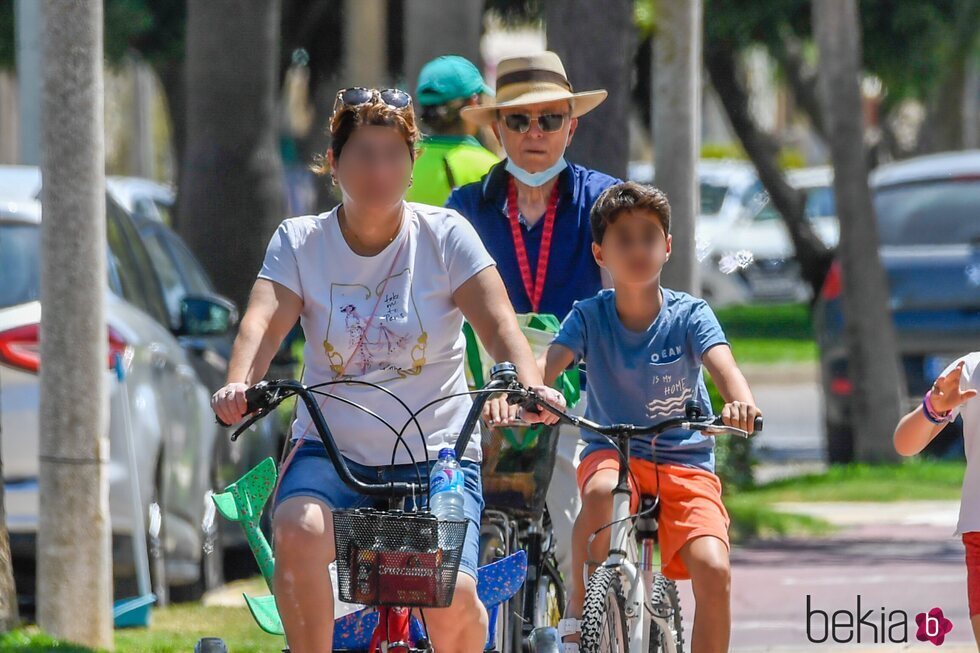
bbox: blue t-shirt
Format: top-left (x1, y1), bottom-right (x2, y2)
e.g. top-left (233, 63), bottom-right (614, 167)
top-left (446, 161), bottom-right (620, 319)
top-left (552, 288), bottom-right (729, 472)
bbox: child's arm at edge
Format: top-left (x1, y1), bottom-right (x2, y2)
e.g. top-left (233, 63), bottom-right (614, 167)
top-left (894, 360), bottom-right (976, 456)
top-left (702, 344), bottom-right (762, 433)
top-left (541, 343), bottom-right (577, 387)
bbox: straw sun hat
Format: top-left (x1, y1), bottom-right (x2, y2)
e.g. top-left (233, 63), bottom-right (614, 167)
top-left (460, 51), bottom-right (607, 126)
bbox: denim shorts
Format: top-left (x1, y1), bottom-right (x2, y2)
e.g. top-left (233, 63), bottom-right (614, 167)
top-left (273, 439), bottom-right (483, 580)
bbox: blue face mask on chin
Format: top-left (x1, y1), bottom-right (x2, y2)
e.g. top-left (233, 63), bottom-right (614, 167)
top-left (505, 156), bottom-right (568, 187)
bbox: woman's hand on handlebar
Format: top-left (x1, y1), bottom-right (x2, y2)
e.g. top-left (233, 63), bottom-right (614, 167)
top-left (482, 385), bottom-right (566, 427)
top-left (720, 400), bottom-right (762, 434)
top-left (483, 393), bottom-right (520, 427)
top-left (211, 382), bottom-right (250, 426)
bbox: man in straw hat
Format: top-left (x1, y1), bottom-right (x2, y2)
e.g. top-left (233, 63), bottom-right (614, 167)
top-left (448, 51), bottom-right (616, 319)
top-left (447, 50), bottom-right (621, 648)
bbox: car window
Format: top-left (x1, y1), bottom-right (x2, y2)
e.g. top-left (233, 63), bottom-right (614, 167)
top-left (106, 201), bottom-right (171, 326)
top-left (874, 178), bottom-right (980, 246)
top-left (141, 229), bottom-right (188, 327)
top-left (154, 200), bottom-right (175, 227)
top-left (803, 185), bottom-right (835, 219)
top-left (699, 182), bottom-right (728, 216)
top-left (106, 207), bottom-right (150, 307)
top-left (0, 223), bottom-right (40, 309)
top-left (747, 183), bottom-right (836, 223)
top-left (162, 232), bottom-right (215, 297)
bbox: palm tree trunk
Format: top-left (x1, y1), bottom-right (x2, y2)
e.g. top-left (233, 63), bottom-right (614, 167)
top-left (404, 0), bottom-right (483, 88)
top-left (545, 0), bottom-right (634, 182)
top-left (177, 0), bottom-right (286, 311)
top-left (651, 0), bottom-right (702, 295)
top-left (0, 454), bottom-right (18, 631)
top-left (37, 0), bottom-right (113, 646)
top-left (813, 0), bottom-right (904, 462)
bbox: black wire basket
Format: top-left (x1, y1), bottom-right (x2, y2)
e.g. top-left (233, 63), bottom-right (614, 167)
top-left (332, 509), bottom-right (468, 608)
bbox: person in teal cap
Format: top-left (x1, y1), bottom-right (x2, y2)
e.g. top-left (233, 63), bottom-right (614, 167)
top-left (407, 55), bottom-right (500, 205)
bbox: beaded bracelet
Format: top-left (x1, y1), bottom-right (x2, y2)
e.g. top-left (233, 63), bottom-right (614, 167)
top-left (922, 390), bottom-right (953, 425)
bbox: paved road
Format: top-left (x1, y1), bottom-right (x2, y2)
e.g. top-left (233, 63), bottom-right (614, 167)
top-left (744, 365), bottom-right (826, 466)
top-left (673, 503), bottom-right (975, 650)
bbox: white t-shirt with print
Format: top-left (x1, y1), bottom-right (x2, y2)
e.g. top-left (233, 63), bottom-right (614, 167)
top-left (258, 202), bottom-right (495, 466)
top-left (943, 352), bottom-right (980, 535)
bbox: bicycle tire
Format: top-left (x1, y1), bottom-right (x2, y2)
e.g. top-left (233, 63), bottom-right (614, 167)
top-left (647, 575), bottom-right (684, 653)
top-left (580, 566), bottom-right (628, 653)
top-left (533, 558), bottom-right (565, 630)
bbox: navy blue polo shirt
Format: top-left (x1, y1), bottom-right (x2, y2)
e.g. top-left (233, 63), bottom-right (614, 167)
top-left (446, 161), bottom-right (621, 320)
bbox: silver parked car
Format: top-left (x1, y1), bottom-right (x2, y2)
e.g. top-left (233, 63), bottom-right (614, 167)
top-left (0, 166), bottom-right (281, 608)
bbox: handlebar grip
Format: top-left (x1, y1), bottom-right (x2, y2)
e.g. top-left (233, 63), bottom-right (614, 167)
top-left (214, 382), bottom-right (271, 428)
top-left (710, 414), bottom-right (764, 435)
top-left (244, 384), bottom-right (269, 414)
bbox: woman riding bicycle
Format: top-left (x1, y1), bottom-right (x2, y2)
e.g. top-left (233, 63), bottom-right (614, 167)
top-left (211, 87), bottom-right (565, 653)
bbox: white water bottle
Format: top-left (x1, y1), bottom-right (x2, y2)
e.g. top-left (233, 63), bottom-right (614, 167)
top-left (429, 448), bottom-right (465, 522)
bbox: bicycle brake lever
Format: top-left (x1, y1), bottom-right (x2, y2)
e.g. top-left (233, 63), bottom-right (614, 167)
top-left (230, 410), bottom-right (266, 441)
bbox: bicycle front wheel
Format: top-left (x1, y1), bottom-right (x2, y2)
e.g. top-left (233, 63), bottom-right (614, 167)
top-left (580, 566), bottom-right (628, 653)
top-left (647, 575), bottom-right (684, 653)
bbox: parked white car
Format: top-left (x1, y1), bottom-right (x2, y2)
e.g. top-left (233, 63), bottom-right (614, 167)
top-left (698, 166), bottom-right (838, 305)
top-left (0, 166), bottom-right (281, 609)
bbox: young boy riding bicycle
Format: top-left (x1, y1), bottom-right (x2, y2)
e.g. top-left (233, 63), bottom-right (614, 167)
top-left (486, 181), bottom-right (762, 653)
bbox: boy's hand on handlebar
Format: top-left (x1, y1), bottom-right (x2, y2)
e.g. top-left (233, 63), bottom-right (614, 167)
top-left (522, 386), bottom-right (565, 426)
top-left (212, 382), bottom-right (250, 426)
top-left (721, 400), bottom-right (762, 434)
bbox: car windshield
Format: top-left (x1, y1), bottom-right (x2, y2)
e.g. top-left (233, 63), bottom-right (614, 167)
top-left (874, 178), bottom-right (980, 246)
top-left (0, 223), bottom-right (41, 309)
top-left (699, 181), bottom-right (728, 216)
top-left (744, 182), bottom-right (835, 222)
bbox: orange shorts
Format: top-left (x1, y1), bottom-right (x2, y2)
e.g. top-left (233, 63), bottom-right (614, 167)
top-left (964, 532), bottom-right (980, 616)
top-left (577, 449), bottom-right (730, 581)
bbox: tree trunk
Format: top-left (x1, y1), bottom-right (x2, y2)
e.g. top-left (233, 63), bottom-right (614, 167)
top-left (38, 0), bottom-right (114, 647)
top-left (917, 0), bottom-right (980, 155)
top-left (177, 0), bottom-right (286, 312)
top-left (0, 454), bottom-right (18, 631)
top-left (813, 0), bottom-right (904, 463)
top-left (651, 0), bottom-right (702, 295)
top-left (704, 45), bottom-right (833, 297)
top-left (544, 0), bottom-right (634, 181)
top-left (404, 0), bottom-right (483, 89)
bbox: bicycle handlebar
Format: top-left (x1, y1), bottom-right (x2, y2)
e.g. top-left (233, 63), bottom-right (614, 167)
top-left (215, 361), bottom-right (761, 499)
top-left (503, 377), bottom-right (763, 439)
top-left (214, 365), bottom-right (520, 499)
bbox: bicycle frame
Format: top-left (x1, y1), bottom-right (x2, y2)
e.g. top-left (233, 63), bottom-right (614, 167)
top-left (512, 392), bottom-right (760, 653)
top-left (215, 364), bottom-right (528, 653)
top-left (599, 435), bottom-right (665, 653)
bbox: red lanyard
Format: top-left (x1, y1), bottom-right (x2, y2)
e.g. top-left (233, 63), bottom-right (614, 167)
top-left (507, 176), bottom-right (559, 313)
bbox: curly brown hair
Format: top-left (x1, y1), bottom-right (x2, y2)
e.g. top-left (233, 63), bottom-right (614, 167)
top-left (590, 181), bottom-right (671, 243)
top-left (311, 97), bottom-right (422, 176)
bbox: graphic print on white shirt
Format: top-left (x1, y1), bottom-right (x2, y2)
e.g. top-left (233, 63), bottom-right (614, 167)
top-left (256, 203), bottom-right (496, 466)
top-left (324, 267), bottom-right (427, 381)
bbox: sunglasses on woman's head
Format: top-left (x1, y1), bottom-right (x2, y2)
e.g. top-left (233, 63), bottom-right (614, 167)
top-left (333, 87), bottom-right (413, 113)
top-left (501, 112), bottom-right (568, 134)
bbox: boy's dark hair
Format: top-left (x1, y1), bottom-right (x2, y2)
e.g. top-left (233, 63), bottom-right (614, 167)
top-left (590, 181), bottom-right (671, 243)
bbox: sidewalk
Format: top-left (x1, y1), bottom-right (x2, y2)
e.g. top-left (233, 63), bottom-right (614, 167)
top-left (674, 500), bottom-right (974, 650)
